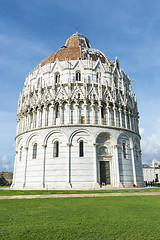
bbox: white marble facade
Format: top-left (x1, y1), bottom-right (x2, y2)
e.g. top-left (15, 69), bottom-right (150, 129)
top-left (143, 159), bottom-right (160, 183)
top-left (12, 33), bottom-right (144, 189)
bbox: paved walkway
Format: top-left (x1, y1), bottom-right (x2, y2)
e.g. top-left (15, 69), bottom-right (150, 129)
top-left (0, 191), bottom-right (160, 200)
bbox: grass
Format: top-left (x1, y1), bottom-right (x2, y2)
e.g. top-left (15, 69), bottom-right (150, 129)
top-left (0, 187), bottom-right (160, 196)
top-left (0, 196), bottom-right (160, 239)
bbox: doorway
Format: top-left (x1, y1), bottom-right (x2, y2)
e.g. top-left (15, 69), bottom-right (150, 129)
top-left (100, 161), bottom-right (110, 185)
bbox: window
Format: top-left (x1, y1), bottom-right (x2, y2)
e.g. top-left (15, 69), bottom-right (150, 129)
top-left (55, 103), bottom-right (59, 118)
top-left (101, 106), bottom-right (104, 119)
top-left (53, 141), bottom-right (59, 157)
top-left (32, 143), bottom-right (37, 159)
top-left (114, 77), bottom-right (118, 88)
top-left (55, 72), bottom-right (60, 84)
top-left (135, 146), bottom-right (138, 161)
top-left (96, 72), bottom-right (101, 83)
top-left (19, 146), bottom-right (23, 161)
top-left (122, 142), bottom-right (126, 159)
top-left (81, 116), bottom-right (85, 124)
top-left (76, 71), bottom-right (81, 81)
top-left (79, 141), bottom-right (84, 157)
top-left (30, 111), bottom-right (33, 128)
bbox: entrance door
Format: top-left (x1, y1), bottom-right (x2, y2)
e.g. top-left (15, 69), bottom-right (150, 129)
top-left (100, 161), bottom-right (110, 185)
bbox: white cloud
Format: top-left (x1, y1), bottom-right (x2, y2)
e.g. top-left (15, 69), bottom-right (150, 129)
top-left (0, 155), bottom-right (14, 172)
top-left (139, 128), bottom-right (144, 135)
top-left (141, 119), bottom-right (160, 163)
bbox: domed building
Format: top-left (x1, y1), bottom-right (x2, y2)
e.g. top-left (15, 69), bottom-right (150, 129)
top-left (12, 32), bottom-right (144, 189)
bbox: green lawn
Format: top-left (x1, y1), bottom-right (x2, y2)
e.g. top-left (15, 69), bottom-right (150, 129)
top-left (0, 187), bottom-right (160, 196)
top-left (0, 196), bottom-right (160, 240)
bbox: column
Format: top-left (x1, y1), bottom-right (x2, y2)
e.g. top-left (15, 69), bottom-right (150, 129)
top-left (128, 111), bottom-right (132, 130)
top-left (67, 142), bottom-right (71, 184)
top-left (50, 104), bottom-right (54, 126)
top-left (44, 106), bottom-right (48, 126)
top-left (114, 144), bottom-right (120, 187)
top-left (131, 147), bottom-right (137, 186)
top-left (113, 105), bottom-right (116, 127)
top-left (16, 119), bottom-right (20, 135)
top-left (38, 108), bottom-right (42, 127)
top-left (84, 102), bottom-right (88, 124)
top-left (98, 104), bottom-right (102, 125)
top-left (119, 108), bottom-right (122, 128)
top-left (42, 144), bottom-right (47, 188)
top-left (75, 103), bottom-right (79, 124)
top-left (11, 151), bottom-right (18, 187)
top-left (93, 143), bottom-right (98, 183)
top-left (133, 115), bottom-right (136, 132)
top-left (52, 104), bottom-right (56, 125)
top-left (91, 103), bottom-right (95, 124)
top-left (32, 109), bottom-right (36, 128)
top-left (23, 114), bottom-right (26, 132)
top-left (124, 108), bottom-right (127, 129)
top-left (59, 103), bottom-right (63, 124)
top-left (67, 103), bottom-right (71, 124)
top-left (107, 106), bottom-right (110, 126)
top-left (23, 146), bottom-right (28, 188)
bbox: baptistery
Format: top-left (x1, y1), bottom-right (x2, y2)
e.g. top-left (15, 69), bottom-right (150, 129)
top-left (12, 32), bottom-right (144, 189)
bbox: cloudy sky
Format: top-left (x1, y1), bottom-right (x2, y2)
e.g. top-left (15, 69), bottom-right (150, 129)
top-left (0, 0), bottom-right (160, 171)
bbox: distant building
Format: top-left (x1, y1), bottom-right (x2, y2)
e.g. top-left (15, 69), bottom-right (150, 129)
top-left (0, 172), bottom-right (13, 186)
top-left (12, 32), bottom-right (144, 190)
top-left (143, 159), bottom-right (160, 182)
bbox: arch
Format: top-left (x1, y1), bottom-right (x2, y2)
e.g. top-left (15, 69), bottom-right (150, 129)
top-left (15, 136), bottom-right (23, 149)
top-left (117, 133), bottom-right (133, 146)
top-left (55, 72), bottom-right (60, 84)
top-left (26, 132), bottom-right (42, 148)
top-left (96, 132), bottom-right (114, 158)
top-left (76, 71), bottom-right (81, 81)
top-left (96, 131), bottom-right (116, 144)
top-left (77, 137), bottom-right (87, 143)
top-left (69, 129), bottom-right (94, 144)
top-left (44, 130), bottom-right (68, 146)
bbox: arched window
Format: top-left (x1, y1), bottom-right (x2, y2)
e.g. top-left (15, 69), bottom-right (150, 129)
top-left (81, 116), bottom-right (85, 124)
top-left (79, 140), bottom-right (84, 157)
top-left (19, 146), bottom-right (23, 161)
top-left (55, 103), bottom-right (59, 118)
top-left (114, 77), bottom-right (118, 88)
top-left (53, 141), bottom-right (59, 157)
top-left (135, 145), bottom-right (139, 161)
top-left (32, 143), bottom-right (37, 159)
top-left (96, 72), bottom-right (101, 83)
top-left (122, 142), bottom-right (126, 159)
top-left (101, 106), bottom-right (104, 119)
top-left (76, 71), bottom-right (81, 81)
top-left (55, 72), bottom-right (60, 84)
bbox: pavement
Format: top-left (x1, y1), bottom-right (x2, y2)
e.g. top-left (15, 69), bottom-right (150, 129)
top-left (0, 191), bottom-right (160, 200)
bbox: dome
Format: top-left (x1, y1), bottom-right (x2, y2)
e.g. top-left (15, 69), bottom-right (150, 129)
top-left (37, 32), bottom-right (112, 69)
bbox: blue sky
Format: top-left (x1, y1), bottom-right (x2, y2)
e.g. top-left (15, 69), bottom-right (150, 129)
top-left (0, 0), bottom-right (160, 171)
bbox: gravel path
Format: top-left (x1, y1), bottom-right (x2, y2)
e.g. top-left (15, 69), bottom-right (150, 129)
top-left (0, 191), bottom-right (160, 200)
